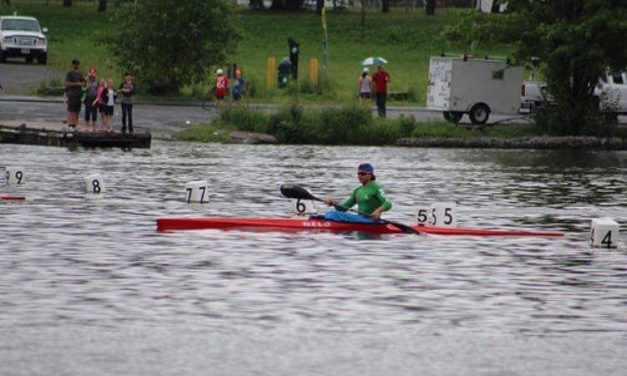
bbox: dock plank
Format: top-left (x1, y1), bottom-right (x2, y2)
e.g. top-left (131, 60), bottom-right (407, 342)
top-left (0, 120), bottom-right (151, 149)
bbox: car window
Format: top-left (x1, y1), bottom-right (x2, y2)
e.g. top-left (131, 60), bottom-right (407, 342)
top-left (1, 19), bottom-right (41, 32)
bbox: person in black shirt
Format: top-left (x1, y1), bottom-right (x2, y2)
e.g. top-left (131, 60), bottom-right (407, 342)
top-left (64, 59), bottom-right (85, 128)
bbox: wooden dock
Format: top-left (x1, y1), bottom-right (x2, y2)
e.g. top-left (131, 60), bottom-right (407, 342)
top-left (0, 120), bottom-right (151, 149)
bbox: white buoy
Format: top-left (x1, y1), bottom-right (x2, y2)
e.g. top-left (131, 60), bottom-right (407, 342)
top-left (83, 174), bottom-right (106, 194)
top-left (590, 218), bottom-right (619, 248)
top-left (185, 181), bottom-right (210, 203)
top-left (417, 202), bottom-right (457, 227)
top-left (4, 167), bottom-right (26, 186)
top-left (291, 198), bottom-right (316, 216)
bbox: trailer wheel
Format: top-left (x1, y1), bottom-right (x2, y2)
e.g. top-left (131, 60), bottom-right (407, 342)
top-left (469, 103), bottom-right (490, 125)
top-left (443, 111), bottom-right (463, 123)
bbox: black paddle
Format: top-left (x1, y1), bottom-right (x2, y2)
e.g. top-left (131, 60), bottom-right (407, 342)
top-left (280, 184), bottom-right (422, 235)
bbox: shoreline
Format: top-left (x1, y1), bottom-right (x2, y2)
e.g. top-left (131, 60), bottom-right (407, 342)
top-left (396, 136), bottom-right (626, 150)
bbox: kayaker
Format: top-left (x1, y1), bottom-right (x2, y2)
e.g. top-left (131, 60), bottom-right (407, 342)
top-left (323, 162), bottom-right (392, 223)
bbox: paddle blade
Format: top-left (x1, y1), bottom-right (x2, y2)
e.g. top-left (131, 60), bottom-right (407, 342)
top-left (280, 184), bottom-right (318, 201)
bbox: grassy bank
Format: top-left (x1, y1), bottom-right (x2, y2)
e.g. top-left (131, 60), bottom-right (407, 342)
top-left (6, 3), bottom-right (509, 103)
top-left (174, 105), bottom-right (538, 145)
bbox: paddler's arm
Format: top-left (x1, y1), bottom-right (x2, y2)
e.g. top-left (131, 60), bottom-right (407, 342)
top-left (323, 194), bottom-right (356, 212)
top-left (371, 187), bottom-right (392, 219)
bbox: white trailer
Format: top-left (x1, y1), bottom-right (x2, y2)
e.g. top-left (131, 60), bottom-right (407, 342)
top-left (427, 57), bottom-right (524, 125)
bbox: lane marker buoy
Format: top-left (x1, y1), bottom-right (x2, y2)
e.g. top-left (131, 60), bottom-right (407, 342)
top-left (417, 202), bottom-right (457, 227)
top-left (185, 181), bottom-right (210, 203)
top-left (83, 174), bottom-right (106, 194)
top-left (590, 218), bottom-right (619, 248)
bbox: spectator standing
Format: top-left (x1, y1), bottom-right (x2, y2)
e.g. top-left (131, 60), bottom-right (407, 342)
top-left (84, 67), bottom-right (99, 130)
top-left (372, 65), bottom-right (391, 118)
top-left (288, 37), bottom-right (300, 80)
top-left (93, 78), bottom-right (106, 130)
top-left (118, 72), bottom-right (136, 133)
top-left (232, 69), bottom-right (246, 105)
top-left (98, 79), bottom-right (115, 131)
top-left (214, 68), bottom-right (228, 107)
top-left (64, 59), bottom-right (86, 128)
top-left (358, 67), bottom-right (373, 105)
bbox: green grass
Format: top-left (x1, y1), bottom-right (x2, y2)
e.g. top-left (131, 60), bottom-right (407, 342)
top-left (5, 3), bottom-right (510, 103)
top-left (173, 104), bottom-right (539, 144)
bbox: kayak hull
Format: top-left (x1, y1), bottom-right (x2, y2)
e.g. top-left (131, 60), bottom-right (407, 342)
top-left (156, 217), bottom-right (564, 237)
top-left (0, 195), bottom-right (25, 201)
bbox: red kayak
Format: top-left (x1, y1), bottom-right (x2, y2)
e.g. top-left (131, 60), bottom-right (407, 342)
top-left (156, 217), bottom-right (564, 237)
top-left (0, 195), bottom-right (25, 201)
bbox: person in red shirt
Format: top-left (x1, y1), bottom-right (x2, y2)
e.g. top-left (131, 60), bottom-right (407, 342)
top-left (214, 68), bottom-right (229, 107)
top-left (371, 65), bottom-right (391, 118)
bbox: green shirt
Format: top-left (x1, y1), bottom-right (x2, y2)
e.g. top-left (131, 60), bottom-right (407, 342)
top-left (341, 181), bottom-right (392, 214)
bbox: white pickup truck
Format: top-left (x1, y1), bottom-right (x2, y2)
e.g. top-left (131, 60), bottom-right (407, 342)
top-left (520, 71), bottom-right (627, 116)
top-left (0, 15), bottom-right (48, 64)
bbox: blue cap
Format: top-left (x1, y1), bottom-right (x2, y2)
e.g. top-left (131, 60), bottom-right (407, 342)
top-left (357, 162), bottom-right (374, 174)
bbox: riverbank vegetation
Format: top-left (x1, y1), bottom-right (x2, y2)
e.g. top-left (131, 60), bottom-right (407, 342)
top-left (174, 105), bottom-right (539, 145)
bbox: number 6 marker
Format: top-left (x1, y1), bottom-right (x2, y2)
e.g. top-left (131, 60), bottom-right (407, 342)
top-left (291, 198), bottom-right (316, 216)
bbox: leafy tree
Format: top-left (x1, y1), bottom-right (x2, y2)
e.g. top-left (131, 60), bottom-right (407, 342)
top-left (100, 0), bottom-right (240, 94)
top-left (484, 0), bottom-right (627, 135)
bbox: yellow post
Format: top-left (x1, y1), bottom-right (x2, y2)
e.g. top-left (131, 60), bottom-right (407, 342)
top-left (267, 57), bottom-right (276, 89)
top-left (309, 58), bottom-right (319, 86)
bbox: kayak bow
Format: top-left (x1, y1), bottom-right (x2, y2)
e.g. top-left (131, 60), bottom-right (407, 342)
top-left (156, 217), bottom-right (564, 237)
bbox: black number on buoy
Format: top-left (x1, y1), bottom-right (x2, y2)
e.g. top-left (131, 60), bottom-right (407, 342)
top-left (601, 231), bottom-right (613, 248)
top-left (296, 199), bottom-right (306, 213)
top-left (92, 179), bottom-right (101, 193)
top-left (5, 171), bottom-right (10, 184)
top-left (417, 209), bottom-right (428, 224)
top-left (186, 188), bottom-right (193, 203)
top-left (430, 208), bottom-right (437, 225)
top-left (15, 171), bottom-right (23, 185)
top-left (444, 207), bottom-right (453, 225)
top-left (199, 186), bottom-right (206, 203)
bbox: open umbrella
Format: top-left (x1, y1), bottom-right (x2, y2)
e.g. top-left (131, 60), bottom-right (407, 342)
top-left (362, 57), bottom-right (388, 66)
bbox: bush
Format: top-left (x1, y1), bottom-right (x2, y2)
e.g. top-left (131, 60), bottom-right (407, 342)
top-left (316, 105), bottom-right (372, 144)
top-left (218, 106), bottom-right (270, 133)
top-left (270, 103), bottom-right (317, 144)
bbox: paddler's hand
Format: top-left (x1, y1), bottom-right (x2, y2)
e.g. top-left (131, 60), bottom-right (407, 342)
top-left (371, 207), bottom-right (384, 220)
top-left (324, 198), bottom-right (336, 207)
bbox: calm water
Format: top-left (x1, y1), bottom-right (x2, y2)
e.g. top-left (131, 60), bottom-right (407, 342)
top-left (1, 142), bottom-right (626, 375)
